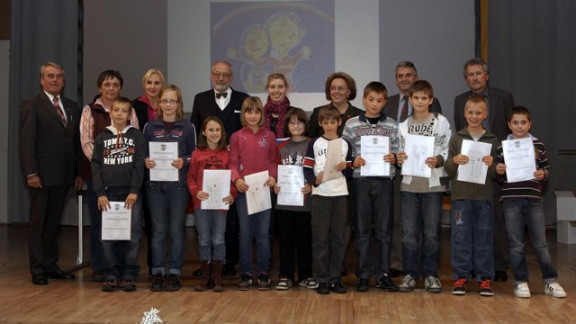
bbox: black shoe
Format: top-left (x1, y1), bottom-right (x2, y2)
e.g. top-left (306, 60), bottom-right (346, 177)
top-left (192, 267), bottom-right (203, 278)
top-left (494, 271), bottom-right (508, 282)
top-left (32, 275), bottom-right (48, 286)
top-left (376, 274), bottom-right (399, 292)
top-left (330, 281), bottom-right (347, 294)
top-left (165, 274), bottom-right (182, 291)
top-left (91, 270), bottom-right (104, 282)
top-left (47, 268), bottom-right (75, 280)
top-left (389, 268), bottom-right (405, 278)
top-left (317, 282), bottom-right (330, 295)
top-left (121, 280), bottom-right (136, 292)
top-left (356, 278), bottom-right (370, 292)
top-left (102, 279), bottom-right (118, 292)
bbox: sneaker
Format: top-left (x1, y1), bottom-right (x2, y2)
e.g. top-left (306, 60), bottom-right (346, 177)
top-left (356, 278), bottom-right (370, 292)
top-left (330, 281), bottom-right (347, 294)
top-left (424, 276), bottom-right (442, 293)
top-left (238, 273), bottom-right (252, 290)
top-left (398, 274), bottom-right (416, 292)
top-left (165, 274), bottom-right (181, 292)
top-left (150, 272), bottom-right (165, 292)
top-left (376, 274), bottom-right (399, 292)
top-left (545, 282), bottom-right (567, 298)
top-left (316, 282), bottom-right (330, 295)
top-left (479, 278), bottom-right (494, 297)
top-left (514, 282), bottom-right (531, 298)
top-left (121, 280), bottom-right (136, 292)
top-left (276, 278), bottom-right (292, 290)
top-left (257, 272), bottom-right (271, 290)
top-left (452, 277), bottom-right (467, 295)
top-left (300, 278), bottom-right (319, 289)
top-left (102, 279), bottom-right (118, 292)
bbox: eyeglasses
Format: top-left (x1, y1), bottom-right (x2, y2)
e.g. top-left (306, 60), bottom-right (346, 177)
top-left (212, 72), bottom-right (232, 79)
top-left (288, 121), bottom-right (304, 127)
top-left (160, 99), bottom-right (179, 105)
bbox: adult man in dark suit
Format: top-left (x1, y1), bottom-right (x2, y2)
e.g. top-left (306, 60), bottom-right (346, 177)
top-left (454, 57), bottom-right (515, 282)
top-left (19, 62), bottom-right (83, 285)
top-left (190, 60), bottom-right (249, 277)
top-left (383, 61), bottom-right (443, 278)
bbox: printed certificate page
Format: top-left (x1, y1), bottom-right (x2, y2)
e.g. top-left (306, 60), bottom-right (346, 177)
top-left (101, 201), bottom-right (131, 241)
top-left (501, 137), bottom-right (536, 183)
top-left (277, 165), bottom-right (305, 206)
top-left (244, 171), bottom-right (272, 215)
top-left (361, 136), bottom-right (390, 177)
top-left (149, 142), bottom-right (178, 181)
top-left (201, 169), bottom-right (231, 210)
top-left (322, 138), bottom-right (343, 182)
top-left (457, 139), bottom-right (492, 184)
top-left (402, 134), bottom-right (434, 178)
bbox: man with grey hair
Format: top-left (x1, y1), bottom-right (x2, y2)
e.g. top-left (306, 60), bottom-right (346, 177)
top-left (19, 62), bottom-right (83, 285)
top-left (383, 60), bottom-right (442, 278)
top-left (454, 57), bottom-right (515, 282)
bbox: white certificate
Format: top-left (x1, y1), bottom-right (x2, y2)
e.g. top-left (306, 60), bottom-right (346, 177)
top-left (149, 142), bottom-right (179, 181)
top-left (277, 165), bottom-right (305, 206)
top-left (101, 201), bottom-right (131, 241)
top-left (323, 138), bottom-right (343, 182)
top-left (360, 136), bottom-right (390, 177)
top-left (244, 171), bottom-right (272, 215)
top-left (502, 137), bottom-right (536, 183)
top-left (201, 169), bottom-right (231, 210)
top-left (457, 139), bottom-right (492, 184)
top-left (402, 134), bottom-right (434, 178)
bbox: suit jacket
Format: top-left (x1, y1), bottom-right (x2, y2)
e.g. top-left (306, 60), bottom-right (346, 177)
top-left (383, 94), bottom-right (442, 123)
top-left (19, 92), bottom-right (81, 186)
top-left (190, 88), bottom-right (249, 142)
top-left (453, 87), bottom-right (514, 141)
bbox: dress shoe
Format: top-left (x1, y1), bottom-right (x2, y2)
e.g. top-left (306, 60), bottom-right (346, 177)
top-left (389, 268), bottom-right (405, 278)
top-left (47, 269), bottom-right (75, 280)
top-left (32, 275), bottom-right (48, 286)
top-left (494, 271), bottom-right (508, 282)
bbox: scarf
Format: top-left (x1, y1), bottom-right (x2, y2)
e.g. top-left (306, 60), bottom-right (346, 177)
top-left (264, 96), bottom-right (291, 138)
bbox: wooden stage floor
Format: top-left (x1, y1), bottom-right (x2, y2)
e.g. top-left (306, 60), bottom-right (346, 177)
top-left (0, 224), bottom-right (575, 323)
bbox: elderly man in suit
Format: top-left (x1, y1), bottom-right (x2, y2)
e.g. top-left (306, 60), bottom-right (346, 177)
top-left (383, 61), bottom-right (443, 278)
top-left (190, 60), bottom-right (249, 277)
top-left (19, 62), bottom-right (83, 285)
top-left (454, 57), bottom-right (515, 282)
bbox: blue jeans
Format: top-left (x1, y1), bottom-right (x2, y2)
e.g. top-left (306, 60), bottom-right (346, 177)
top-left (147, 181), bottom-right (189, 276)
top-left (354, 178), bottom-right (393, 280)
top-left (101, 187), bottom-right (142, 281)
top-left (236, 192), bottom-right (271, 274)
top-left (86, 179), bottom-right (103, 271)
top-left (401, 191), bottom-right (443, 279)
top-left (194, 209), bottom-right (227, 262)
top-left (503, 198), bottom-right (558, 283)
top-left (451, 199), bottom-right (494, 280)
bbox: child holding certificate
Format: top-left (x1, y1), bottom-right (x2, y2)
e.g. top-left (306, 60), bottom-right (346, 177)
top-left (342, 81), bottom-right (400, 293)
top-left (143, 84), bottom-right (196, 292)
top-left (230, 97), bottom-right (277, 290)
top-left (444, 93), bottom-right (498, 296)
top-left (495, 106), bottom-right (566, 298)
top-left (273, 108), bottom-right (314, 290)
top-left (395, 80), bottom-right (451, 293)
top-left (187, 116), bottom-right (235, 292)
top-left (91, 97), bottom-right (145, 292)
top-left (304, 105), bottom-right (353, 294)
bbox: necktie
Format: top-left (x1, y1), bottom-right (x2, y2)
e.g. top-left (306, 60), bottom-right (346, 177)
top-left (53, 97), bottom-right (67, 126)
top-left (400, 95), bottom-right (409, 122)
top-left (216, 92), bottom-right (228, 99)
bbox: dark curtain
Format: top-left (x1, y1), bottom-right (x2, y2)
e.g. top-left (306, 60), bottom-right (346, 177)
top-left (8, 0), bottom-right (81, 223)
top-left (488, 0), bottom-right (576, 223)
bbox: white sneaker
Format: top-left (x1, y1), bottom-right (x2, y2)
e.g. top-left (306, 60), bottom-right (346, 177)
top-left (398, 274), bottom-right (416, 292)
top-left (424, 276), bottom-right (442, 293)
top-left (514, 282), bottom-right (531, 298)
top-left (545, 282), bottom-right (567, 298)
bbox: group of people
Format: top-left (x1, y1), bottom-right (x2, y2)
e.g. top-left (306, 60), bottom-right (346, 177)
top-left (20, 58), bottom-right (566, 299)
